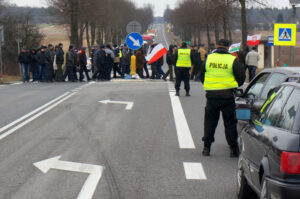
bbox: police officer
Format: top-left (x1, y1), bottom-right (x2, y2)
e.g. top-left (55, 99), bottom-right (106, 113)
top-left (174, 42), bottom-right (193, 96)
top-left (200, 39), bottom-right (245, 157)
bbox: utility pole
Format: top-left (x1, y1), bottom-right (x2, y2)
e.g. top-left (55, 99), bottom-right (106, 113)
top-left (290, 0), bottom-right (300, 66)
top-left (0, 25), bottom-right (4, 80)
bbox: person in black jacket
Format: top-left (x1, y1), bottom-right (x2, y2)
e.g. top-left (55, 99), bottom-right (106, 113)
top-left (29, 49), bottom-right (38, 82)
top-left (45, 44), bottom-right (56, 82)
top-left (63, 45), bottom-right (76, 82)
top-left (18, 47), bottom-right (31, 82)
top-left (200, 39), bottom-right (245, 157)
top-left (37, 46), bottom-right (47, 82)
top-left (92, 45), bottom-right (106, 80)
top-left (78, 47), bottom-right (91, 82)
top-left (163, 44), bottom-right (174, 81)
top-left (55, 43), bottom-right (64, 82)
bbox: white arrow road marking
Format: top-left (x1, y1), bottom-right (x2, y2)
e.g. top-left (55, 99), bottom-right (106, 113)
top-left (168, 83), bottom-right (195, 149)
top-left (34, 156), bottom-right (104, 199)
top-left (129, 36), bottom-right (141, 47)
top-left (183, 162), bottom-right (207, 180)
top-left (99, 99), bottom-right (134, 110)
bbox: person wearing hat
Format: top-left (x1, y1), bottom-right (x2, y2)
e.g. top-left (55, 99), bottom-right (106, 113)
top-left (200, 39), bottom-right (245, 157)
top-left (18, 47), bottom-right (30, 82)
top-left (174, 42), bottom-right (193, 96)
top-left (45, 44), bottom-right (56, 82)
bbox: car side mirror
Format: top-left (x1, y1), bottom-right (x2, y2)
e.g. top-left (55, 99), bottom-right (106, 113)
top-left (236, 108), bottom-right (251, 121)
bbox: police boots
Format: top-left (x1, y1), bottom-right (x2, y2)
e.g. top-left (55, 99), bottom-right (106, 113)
top-left (175, 91), bottom-right (180, 96)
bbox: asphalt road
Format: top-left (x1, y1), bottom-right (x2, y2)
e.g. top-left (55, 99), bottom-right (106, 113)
top-left (0, 24), bottom-right (238, 199)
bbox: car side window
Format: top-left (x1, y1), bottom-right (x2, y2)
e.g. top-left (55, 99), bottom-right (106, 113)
top-left (260, 86), bottom-right (293, 127)
top-left (260, 73), bottom-right (286, 100)
top-left (277, 88), bottom-right (300, 131)
top-left (246, 73), bottom-right (270, 99)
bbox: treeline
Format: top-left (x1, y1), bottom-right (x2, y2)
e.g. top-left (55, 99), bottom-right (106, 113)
top-left (48, 0), bottom-right (154, 51)
top-left (164, 0), bottom-right (294, 47)
top-left (0, 2), bottom-right (44, 75)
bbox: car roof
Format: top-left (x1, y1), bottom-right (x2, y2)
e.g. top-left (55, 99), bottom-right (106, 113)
top-left (262, 67), bottom-right (300, 74)
top-left (281, 81), bottom-right (300, 88)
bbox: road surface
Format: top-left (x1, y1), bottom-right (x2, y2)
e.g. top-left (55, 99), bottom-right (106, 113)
top-left (0, 24), bottom-right (238, 199)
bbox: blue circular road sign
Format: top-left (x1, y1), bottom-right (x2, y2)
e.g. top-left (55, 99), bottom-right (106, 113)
top-left (126, 32), bottom-right (143, 50)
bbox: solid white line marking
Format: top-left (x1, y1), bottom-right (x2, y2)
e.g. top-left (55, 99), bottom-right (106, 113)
top-left (0, 93), bottom-right (76, 140)
top-left (0, 92), bottom-right (70, 134)
top-left (99, 99), bottom-right (134, 110)
top-left (183, 162), bottom-right (207, 180)
top-left (34, 156), bottom-right (104, 199)
top-left (11, 82), bottom-right (23, 85)
top-left (169, 91), bottom-right (195, 149)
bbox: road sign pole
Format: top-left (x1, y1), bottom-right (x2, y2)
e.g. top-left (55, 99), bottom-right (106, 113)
top-left (291, 46), bottom-right (295, 66)
top-left (278, 46), bottom-right (281, 66)
top-left (0, 41), bottom-right (3, 80)
top-left (271, 46), bottom-right (275, 67)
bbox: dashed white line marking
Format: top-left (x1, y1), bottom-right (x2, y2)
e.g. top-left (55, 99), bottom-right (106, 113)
top-left (168, 84), bottom-right (195, 149)
top-left (183, 162), bottom-right (207, 180)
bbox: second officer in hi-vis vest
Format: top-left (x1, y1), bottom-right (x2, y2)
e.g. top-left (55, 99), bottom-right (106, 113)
top-left (174, 42), bottom-right (193, 97)
top-left (200, 39), bottom-right (245, 157)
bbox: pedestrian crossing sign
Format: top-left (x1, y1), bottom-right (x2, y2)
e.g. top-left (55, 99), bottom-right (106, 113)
top-left (274, 24), bottom-right (297, 46)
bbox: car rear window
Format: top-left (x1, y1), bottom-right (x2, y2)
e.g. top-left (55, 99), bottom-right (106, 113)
top-left (277, 88), bottom-right (300, 131)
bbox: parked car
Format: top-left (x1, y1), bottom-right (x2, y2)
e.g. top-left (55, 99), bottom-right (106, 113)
top-left (236, 80), bottom-right (300, 199)
top-left (236, 67), bottom-right (300, 132)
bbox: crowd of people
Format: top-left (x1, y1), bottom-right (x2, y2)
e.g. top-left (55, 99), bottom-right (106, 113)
top-left (18, 41), bottom-right (258, 84)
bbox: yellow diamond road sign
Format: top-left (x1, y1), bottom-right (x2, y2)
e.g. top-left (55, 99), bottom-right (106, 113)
top-left (274, 24), bottom-right (297, 46)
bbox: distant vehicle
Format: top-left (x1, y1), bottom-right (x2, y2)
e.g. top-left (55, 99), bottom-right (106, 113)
top-left (236, 80), bottom-right (300, 199)
top-left (142, 35), bottom-right (154, 45)
top-left (87, 57), bottom-right (92, 71)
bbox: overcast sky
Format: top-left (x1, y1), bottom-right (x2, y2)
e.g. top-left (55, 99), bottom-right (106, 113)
top-left (7, 0), bottom-right (292, 16)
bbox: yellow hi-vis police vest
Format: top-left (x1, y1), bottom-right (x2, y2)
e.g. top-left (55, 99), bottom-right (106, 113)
top-left (176, 49), bottom-right (192, 67)
top-left (204, 53), bottom-right (238, 90)
top-left (119, 50), bottom-right (123, 58)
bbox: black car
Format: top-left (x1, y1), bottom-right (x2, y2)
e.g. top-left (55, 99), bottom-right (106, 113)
top-left (236, 80), bottom-right (300, 199)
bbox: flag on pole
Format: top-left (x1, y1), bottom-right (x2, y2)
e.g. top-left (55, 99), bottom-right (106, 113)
top-left (247, 34), bottom-right (261, 46)
top-left (229, 43), bottom-right (241, 53)
top-left (146, 43), bottom-right (168, 64)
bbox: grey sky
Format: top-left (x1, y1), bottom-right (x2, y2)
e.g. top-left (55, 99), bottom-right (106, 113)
top-left (7, 0), bottom-right (292, 16)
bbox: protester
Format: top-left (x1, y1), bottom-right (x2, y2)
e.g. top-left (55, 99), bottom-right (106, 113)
top-left (246, 46), bottom-right (260, 81)
top-left (78, 47), bottom-right (91, 82)
top-left (45, 44), bottom-right (56, 82)
top-left (18, 47), bottom-right (31, 83)
top-left (149, 44), bottom-right (160, 79)
top-left (121, 44), bottom-right (131, 76)
top-left (104, 44), bottom-right (115, 81)
top-left (92, 45), bottom-right (106, 81)
top-left (112, 44), bottom-right (123, 78)
top-left (162, 44), bottom-right (174, 81)
top-left (55, 43), bottom-right (64, 82)
top-left (136, 47), bottom-right (145, 78)
top-left (29, 49), bottom-right (38, 82)
top-left (37, 46), bottom-right (47, 82)
top-left (63, 45), bottom-right (76, 82)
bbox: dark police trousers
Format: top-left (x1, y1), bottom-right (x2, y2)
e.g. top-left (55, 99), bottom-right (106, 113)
top-left (175, 68), bottom-right (190, 92)
top-left (202, 98), bottom-right (238, 147)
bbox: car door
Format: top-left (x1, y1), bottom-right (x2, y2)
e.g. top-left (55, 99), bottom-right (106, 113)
top-left (246, 86), bottom-right (294, 188)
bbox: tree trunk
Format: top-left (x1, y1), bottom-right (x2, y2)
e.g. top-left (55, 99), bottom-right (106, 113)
top-left (70, 0), bottom-right (79, 45)
top-left (223, 15), bottom-right (227, 40)
top-left (239, 0), bottom-right (247, 49)
top-left (91, 22), bottom-right (96, 46)
top-left (86, 22), bottom-right (91, 56)
top-left (206, 23), bottom-right (211, 47)
top-left (197, 26), bottom-right (201, 45)
top-left (214, 20), bottom-right (219, 44)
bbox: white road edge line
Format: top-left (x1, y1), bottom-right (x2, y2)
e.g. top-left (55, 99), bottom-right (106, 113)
top-left (168, 85), bottom-right (196, 149)
top-left (0, 93), bottom-right (76, 141)
top-left (183, 162), bottom-right (207, 180)
top-left (0, 92), bottom-right (70, 134)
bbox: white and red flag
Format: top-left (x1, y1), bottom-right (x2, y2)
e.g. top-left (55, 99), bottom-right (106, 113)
top-left (247, 34), bottom-right (261, 46)
top-left (146, 43), bottom-right (167, 64)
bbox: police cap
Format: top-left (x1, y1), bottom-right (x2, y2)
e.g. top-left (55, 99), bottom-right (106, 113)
top-left (217, 39), bottom-right (230, 48)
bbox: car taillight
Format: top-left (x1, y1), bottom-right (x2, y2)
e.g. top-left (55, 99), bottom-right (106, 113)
top-left (281, 151), bottom-right (300, 174)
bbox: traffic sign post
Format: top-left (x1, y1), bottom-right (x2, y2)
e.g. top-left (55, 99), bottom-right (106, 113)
top-left (0, 25), bottom-right (4, 80)
top-left (267, 36), bottom-right (275, 67)
top-left (126, 32), bottom-right (143, 50)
